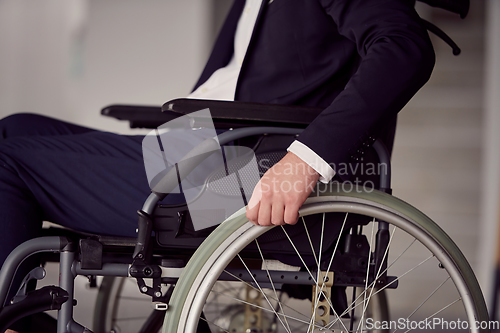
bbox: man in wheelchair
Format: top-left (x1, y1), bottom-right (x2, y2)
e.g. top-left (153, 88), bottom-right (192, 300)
top-left (0, 0), bottom-right (444, 331)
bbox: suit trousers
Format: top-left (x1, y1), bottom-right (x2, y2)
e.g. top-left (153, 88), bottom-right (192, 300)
top-left (0, 114), bottom-right (155, 305)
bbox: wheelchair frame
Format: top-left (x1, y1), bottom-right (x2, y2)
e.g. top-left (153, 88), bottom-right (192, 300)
top-left (0, 120), bottom-right (489, 333)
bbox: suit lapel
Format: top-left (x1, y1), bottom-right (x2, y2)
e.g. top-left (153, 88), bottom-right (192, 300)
top-left (235, 0), bottom-right (268, 100)
top-left (192, 0), bottom-right (246, 91)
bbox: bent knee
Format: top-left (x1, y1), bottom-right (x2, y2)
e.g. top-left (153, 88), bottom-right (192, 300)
top-left (0, 113), bottom-right (52, 139)
top-left (0, 113), bottom-right (70, 139)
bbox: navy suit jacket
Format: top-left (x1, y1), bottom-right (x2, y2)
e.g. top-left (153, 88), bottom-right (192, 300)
top-left (194, 0), bottom-right (435, 171)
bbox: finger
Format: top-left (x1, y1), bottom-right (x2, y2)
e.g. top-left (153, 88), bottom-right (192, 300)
top-left (271, 201), bottom-right (285, 226)
top-left (284, 203), bottom-right (300, 225)
top-left (246, 200), bottom-right (260, 225)
top-left (247, 180), bottom-right (262, 210)
top-left (257, 200), bottom-right (272, 226)
top-left (246, 181), bottom-right (263, 224)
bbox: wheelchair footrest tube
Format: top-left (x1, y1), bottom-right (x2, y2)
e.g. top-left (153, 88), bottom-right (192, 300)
top-left (0, 286), bottom-right (69, 332)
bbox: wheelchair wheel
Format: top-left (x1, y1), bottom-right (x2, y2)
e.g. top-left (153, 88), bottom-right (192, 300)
top-left (163, 188), bottom-right (489, 333)
top-left (93, 276), bottom-right (164, 333)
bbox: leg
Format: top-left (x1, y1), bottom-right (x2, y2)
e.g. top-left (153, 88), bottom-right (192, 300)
top-left (0, 114), bottom-right (150, 331)
top-left (0, 114), bottom-right (150, 262)
top-left (0, 113), bottom-right (94, 139)
top-left (0, 125), bottom-right (150, 249)
top-left (0, 114), bottom-right (98, 307)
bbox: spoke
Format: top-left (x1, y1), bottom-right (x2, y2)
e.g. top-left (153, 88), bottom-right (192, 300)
top-left (280, 225), bottom-right (317, 279)
top-left (328, 254), bottom-right (440, 328)
top-left (256, 239), bottom-right (292, 333)
top-left (225, 283), bottom-right (244, 298)
top-left (326, 215), bottom-right (379, 330)
top-left (323, 213), bottom-right (349, 276)
top-left (359, 224), bottom-right (397, 313)
top-left (210, 289), bottom-right (326, 329)
top-left (199, 316), bottom-right (231, 333)
top-left (301, 215), bottom-right (321, 332)
top-left (328, 289), bottom-right (373, 329)
top-left (308, 213), bottom-right (351, 333)
top-left (222, 269), bottom-right (312, 322)
top-left (308, 213), bottom-right (326, 333)
top-left (386, 238), bottom-right (417, 271)
top-left (357, 222), bottom-right (396, 332)
top-left (426, 298), bottom-right (462, 321)
top-left (392, 277), bottom-right (451, 333)
top-left (401, 298), bottom-right (462, 333)
top-left (328, 231), bottom-right (418, 329)
top-left (237, 254), bottom-right (292, 333)
top-left (355, 218), bottom-right (376, 333)
top-left (302, 216), bottom-right (320, 267)
top-left (349, 286), bottom-right (357, 333)
top-left (370, 225), bottom-right (396, 282)
top-left (373, 254), bottom-right (436, 296)
top-left (317, 212), bottom-right (325, 280)
top-left (340, 252), bottom-right (436, 321)
top-left (210, 282), bottom-right (244, 315)
top-left (327, 253), bottom-right (436, 330)
top-left (280, 225), bottom-right (349, 332)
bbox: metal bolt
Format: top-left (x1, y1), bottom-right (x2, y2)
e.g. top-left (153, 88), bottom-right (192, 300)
top-left (155, 291), bottom-right (162, 298)
top-left (141, 286), bottom-right (148, 293)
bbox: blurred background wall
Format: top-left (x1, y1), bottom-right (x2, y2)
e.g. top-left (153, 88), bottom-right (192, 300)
top-left (0, 0), bottom-right (499, 323)
top-left (0, 0), bottom-right (231, 133)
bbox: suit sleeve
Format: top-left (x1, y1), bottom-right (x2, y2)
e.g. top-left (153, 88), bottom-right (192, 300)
top-left (296, 0), bottom-right (435, 170)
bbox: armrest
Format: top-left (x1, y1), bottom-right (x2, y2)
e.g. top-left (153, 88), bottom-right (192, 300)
top-left (102, 99), bottom-right (324, 129)
top-left (101, 104), bottom-right (182, 129)
top-left (162, 98), bottom-right (323, 129)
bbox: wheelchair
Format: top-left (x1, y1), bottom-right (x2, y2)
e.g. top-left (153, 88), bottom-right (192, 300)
top-left (0, 1), bottom-right (487, 331)
top-left (0, 95), bottom-right (489, 333)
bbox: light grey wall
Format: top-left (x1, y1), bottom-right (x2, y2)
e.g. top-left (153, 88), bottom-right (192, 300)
top-left (390, 1), bottom-right (486, 318)
top-left (0, 1), bottom-right (220, 327)
top-left (478, 0), bottom-right (500, 311)
top-left (0, 0), bottom-right (213, 134)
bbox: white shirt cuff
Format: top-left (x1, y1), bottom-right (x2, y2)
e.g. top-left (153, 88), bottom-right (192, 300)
top-left (287, 140), bottom-right (335, 183)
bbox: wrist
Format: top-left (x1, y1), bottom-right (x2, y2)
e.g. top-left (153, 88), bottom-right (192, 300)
top-left (285, 151), bottom-right (320, 181)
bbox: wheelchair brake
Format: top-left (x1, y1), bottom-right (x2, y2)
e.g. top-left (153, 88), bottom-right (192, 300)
top-left (130, 209), bottom-right (172, 307)
top-left (11, 266), bottom-right (46, 303)
top-left (0, 286), bottom-right (69, 332)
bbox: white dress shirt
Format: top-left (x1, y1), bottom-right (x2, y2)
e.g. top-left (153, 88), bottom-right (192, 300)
top-left (188, 0), bottom-right (335, 183)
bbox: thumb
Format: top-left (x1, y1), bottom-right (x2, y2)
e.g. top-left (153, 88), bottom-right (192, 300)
top-left (247, 181), bottom-right (262, 210)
